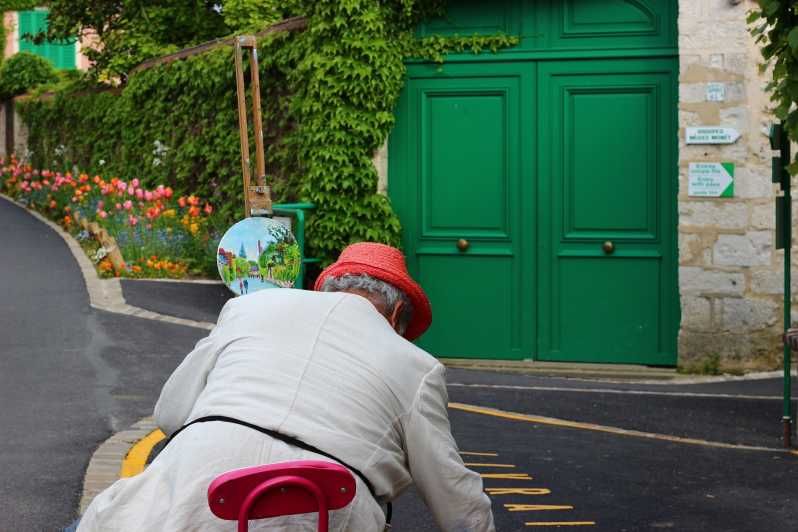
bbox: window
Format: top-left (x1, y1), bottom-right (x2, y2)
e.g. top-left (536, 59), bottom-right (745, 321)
top-left (18, 10), bottom-right (76, 69)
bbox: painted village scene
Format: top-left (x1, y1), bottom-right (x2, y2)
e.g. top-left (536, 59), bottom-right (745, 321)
top-left (217, 217), bottom-right (301, 295)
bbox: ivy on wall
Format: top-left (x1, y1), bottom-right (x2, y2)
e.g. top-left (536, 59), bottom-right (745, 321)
top-left (17, 0), bottom-right (518, 265)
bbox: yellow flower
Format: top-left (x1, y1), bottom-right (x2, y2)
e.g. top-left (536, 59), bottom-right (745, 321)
top-left (162, 209), bottom-right (176, 218)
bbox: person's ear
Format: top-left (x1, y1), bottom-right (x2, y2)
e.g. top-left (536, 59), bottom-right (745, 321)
top-left (388, 300), bottom-right (404, 332)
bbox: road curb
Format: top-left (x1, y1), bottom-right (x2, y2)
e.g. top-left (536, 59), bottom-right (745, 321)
top-left (78, 417), bottom-right (158, 514)
top-left (0, 194), bottom-right (215, 331)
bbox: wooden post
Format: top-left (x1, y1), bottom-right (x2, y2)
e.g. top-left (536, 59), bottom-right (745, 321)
top-left (234, 35), bottom-right (272, 218)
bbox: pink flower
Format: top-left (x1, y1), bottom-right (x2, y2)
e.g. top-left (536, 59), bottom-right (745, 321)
top-left (117, 181), bottom-right (127, 191)
top-left (123, 200), bottom-right (133, 210)
top-left (131, 178), bottom-right (140, 188)
top-left (115, 203), bottom-right (122, 210)
top-left (97, 200), bottom-right (104, 210)
top-left (128, 215), bottom-right (138, 226)
top-left (98, 210), bottom-right (108, 219)
top-left (164, 186), bottom-right (173, 198)
top-left (144, 191), bottom-right (154, 201)
top-left (127, 186), bottom-right (134, 196)
top-left (135, 188), bottom-right (144, 199)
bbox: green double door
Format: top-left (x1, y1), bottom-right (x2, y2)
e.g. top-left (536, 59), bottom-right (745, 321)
top-left (390, 58), bottom-right (677, 364)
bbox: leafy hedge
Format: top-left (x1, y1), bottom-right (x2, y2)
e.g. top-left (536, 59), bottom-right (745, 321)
top-left (17, 1), bottom-right (517, 265)
top-left (0, 51), bottom-right (59, 99)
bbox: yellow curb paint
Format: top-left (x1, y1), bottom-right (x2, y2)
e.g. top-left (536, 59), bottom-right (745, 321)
top-left (464, 462), bottom-right (516, 468)
top-left (525, 521), bottom-right (595, 527)
top-left (486, 488), bottom-right (551, 496)
top-left (480, 473), bottom-right (532, 480)
top-left (120, 429), bottom-right (166, 478)
top-left (449, 402), bottom-right (796, 454)
top-left (506, 504), bottom-right (574, 512)
top-left (460, 451), bottom-right (499, 457)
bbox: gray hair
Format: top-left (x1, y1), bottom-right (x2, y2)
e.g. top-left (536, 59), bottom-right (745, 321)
top-left (320, 273), bottom-right (413, 335)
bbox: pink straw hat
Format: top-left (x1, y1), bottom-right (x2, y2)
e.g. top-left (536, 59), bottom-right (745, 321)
top-left (314, 242), bottom-right (432, 341)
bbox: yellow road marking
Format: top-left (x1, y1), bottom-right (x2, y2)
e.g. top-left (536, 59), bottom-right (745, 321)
top-left (120, 429), bottom-right (165, 478)
top-left (464, 462), bottom-right (516, 468)
top-left (526, 521), bottom-right (595, 527)
top-left (506, 504), bottom-right (574, 512)
top-left (481, 473), bottom-right (532, 480)
top-left (449, 402), bottom-right (798, 454)
top-left (460, 451), bottom-right (499, 457)
top-left (487, 488), bottom-right (551, 496)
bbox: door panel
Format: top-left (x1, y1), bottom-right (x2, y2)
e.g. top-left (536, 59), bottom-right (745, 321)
top-left (537, 58), bottom-right (677, 364)
top-left (390, 63), bottom-right (534, 359)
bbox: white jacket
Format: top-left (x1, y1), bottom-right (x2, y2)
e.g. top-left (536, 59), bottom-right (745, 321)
top-left (79, 289), bottom-right (495, 531)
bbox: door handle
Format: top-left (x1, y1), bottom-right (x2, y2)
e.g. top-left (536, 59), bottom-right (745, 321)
top-left (602, 241), bottom-right (615, 254)
top-left (457, 238), bottom-right (470, 252)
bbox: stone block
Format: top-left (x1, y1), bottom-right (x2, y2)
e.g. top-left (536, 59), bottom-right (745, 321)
top-left (679, 201), bottom-right (747, 229)
top-left (713, 232), bottom-right (771, 267)
top-left (750, 269), bottom-right (798, 295)
top-left (680, 267), bottom-right (744, 295)
top-left (678, 233), bottom-right (703, 264)
top-left (733, 166), bottom-right (774, 199)
top-left (680, 296), bottom-right (713, 331)
top-left (679, 83), bottom-right (710, 104)
top-left (719, 106), bottom-right (749, 133)
top-left (750, 203), bottom-right (775, 229)
top-left (721, 297), bottom-right (778, 331)
top-left (723, 53), bottom-right (749, 76)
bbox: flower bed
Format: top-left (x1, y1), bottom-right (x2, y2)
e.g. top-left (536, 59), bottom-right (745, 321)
top-left (0, 157), bottom-right (223, 279)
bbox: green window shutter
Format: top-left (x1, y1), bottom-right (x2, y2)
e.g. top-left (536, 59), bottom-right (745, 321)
top-left (17, 9), bottom-right (76, 69)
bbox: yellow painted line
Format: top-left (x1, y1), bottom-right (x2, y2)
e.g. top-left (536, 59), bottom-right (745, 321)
top-left (460, 451), bottom-right (499, 457)
top-left (120, 429), bottom-right (165, 478)
top-left (487, 488), bottom-right (551, 496)
top-left (449, 402), bottom-right (798, 454)
top-left (464, 462), bottom-right (516, 468)
top-left (480, 473), bottom-right (532, 480)
top-left (526, 521), bottom-right (595, 527)
top-left (506, 504), bottom-right (574, 512)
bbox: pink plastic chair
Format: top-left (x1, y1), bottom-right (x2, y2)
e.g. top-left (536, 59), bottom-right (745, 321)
top-left (208, 460), bottom-right (357, 532)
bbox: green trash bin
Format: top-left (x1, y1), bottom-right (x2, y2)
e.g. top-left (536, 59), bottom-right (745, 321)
top-left (272, 203), bottom-right (319, 288)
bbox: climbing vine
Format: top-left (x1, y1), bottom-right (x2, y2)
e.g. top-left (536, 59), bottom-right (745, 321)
top-left (751, 1), bottom-right (798, 172)
top-left (17, 0), bottom-right (519, 265)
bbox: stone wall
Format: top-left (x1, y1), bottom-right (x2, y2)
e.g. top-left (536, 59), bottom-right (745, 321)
top-left (677, 0), bottom-right (788, 370)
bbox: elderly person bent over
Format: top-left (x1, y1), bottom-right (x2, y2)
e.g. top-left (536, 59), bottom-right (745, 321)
top-left (77, 242), bottom-right (495, 531)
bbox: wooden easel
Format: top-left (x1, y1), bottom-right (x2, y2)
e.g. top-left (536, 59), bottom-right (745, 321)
top-left (234, 36), bottom-right (272, 218)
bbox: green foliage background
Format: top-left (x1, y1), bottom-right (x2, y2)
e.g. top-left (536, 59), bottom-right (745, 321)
top-left (0, 50), bottom-right (57, 99)
top-left (15, 0), bottom-right (517, 265)
top-left (751, 1), bottom-right (798, 173)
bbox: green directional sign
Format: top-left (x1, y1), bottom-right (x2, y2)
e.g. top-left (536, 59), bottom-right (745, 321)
top-left (688, 162), bottom-right (734, 197)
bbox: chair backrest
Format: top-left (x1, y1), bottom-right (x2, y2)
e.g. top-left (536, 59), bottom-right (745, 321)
top-left (208, 460), bottom-right (356, 521)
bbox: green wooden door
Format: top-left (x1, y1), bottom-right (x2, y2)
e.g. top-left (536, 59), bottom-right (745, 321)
top-left (390, 63), bottom-right (535, 359)
top-left (537, 59), bottom-right (677, 365)
top-left (390, 0), bottom-right (678, 364)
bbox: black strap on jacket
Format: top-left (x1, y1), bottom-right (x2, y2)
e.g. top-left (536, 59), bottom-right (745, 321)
top-left (164, 415), bottom-right (392, 527)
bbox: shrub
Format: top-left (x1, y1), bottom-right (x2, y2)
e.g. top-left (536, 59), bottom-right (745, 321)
top-left (0, 51), bottom-right (58, 100)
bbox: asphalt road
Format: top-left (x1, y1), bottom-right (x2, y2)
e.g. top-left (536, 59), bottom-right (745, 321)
top-left (2, 196), bottom-right (797, 531)
top-left (0, 198), bottom-right (205, 531)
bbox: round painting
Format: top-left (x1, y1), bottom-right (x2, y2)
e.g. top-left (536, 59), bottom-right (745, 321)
top-left (217, 217), bottom-right (301, 295)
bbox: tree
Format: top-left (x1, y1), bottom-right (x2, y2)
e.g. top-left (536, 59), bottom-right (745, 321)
top-left (750, 1), bottom-right (798, 171)
top-left (42, 0), bottom-right (240, 76)
top-left (0, 52), bottom-right (58, 100)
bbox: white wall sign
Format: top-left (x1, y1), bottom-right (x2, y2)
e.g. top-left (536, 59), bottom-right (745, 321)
top-left (685, 127), bottom-right (741, 144)
top-left (706, 83), bottom-right (726, 102)
top-left (688, 163), bottom-right (735, 197)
